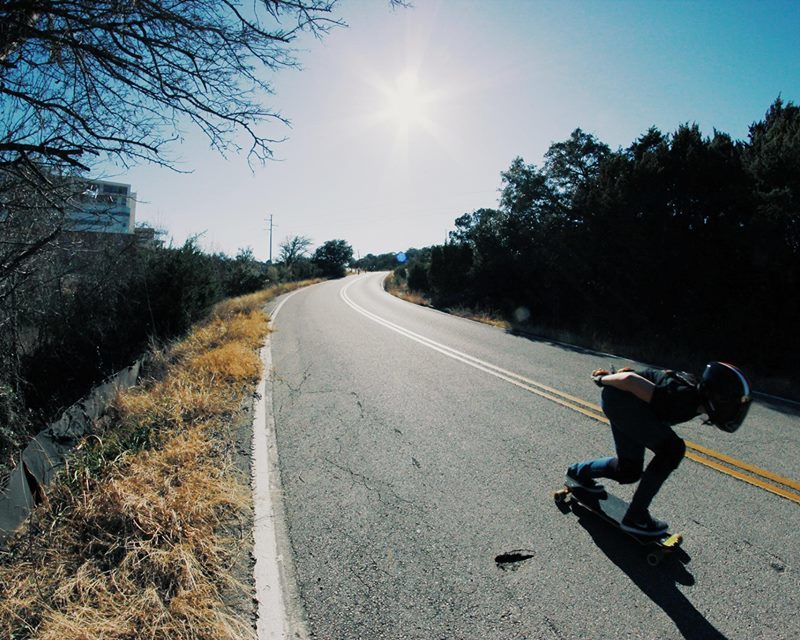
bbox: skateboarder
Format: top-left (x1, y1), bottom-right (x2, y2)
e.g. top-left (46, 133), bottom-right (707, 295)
top-left (566, 362), bottom-right (752, 536)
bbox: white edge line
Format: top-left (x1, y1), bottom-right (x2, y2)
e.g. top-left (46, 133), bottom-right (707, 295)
top-left (377, 272), bottom-right (800, 410)
top-left (253, 289), bottom-right (305, 640)
top-left (270, 289), bottom-right (300, 324)
top-left (341, 277), bottom-right (600, 413)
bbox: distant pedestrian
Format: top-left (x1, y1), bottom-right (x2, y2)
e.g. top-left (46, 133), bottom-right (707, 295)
top-left (566, 362), bottom-right (751, 535)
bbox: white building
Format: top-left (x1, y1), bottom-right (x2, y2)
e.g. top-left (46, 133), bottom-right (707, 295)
top-left (69, 179), bottom-right (137, 234)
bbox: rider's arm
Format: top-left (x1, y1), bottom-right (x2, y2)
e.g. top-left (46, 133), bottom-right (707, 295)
top-left (597, 371), bottom-right (655, 403)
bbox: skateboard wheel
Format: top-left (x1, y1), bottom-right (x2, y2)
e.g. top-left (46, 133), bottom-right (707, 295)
top-left (553, 489), bottom-right (568, 504)
top-left (646, 552), bottom-right (662, 567)
top-left (662, 533), bottom-right (682, 548)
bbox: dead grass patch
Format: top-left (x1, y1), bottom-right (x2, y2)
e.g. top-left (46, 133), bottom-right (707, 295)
top-left (385, 275), bottom-right (509, 329)
top-left (1, 427), bottom-right (252, 640)
top-left (447, 306), bottom-right (510, 329)
top-left (0, 280), bottom-right (316, 640)
top-left (383, 275), bottom-right (432, 308)
top-left (189, 343), bottom-right (262, 382)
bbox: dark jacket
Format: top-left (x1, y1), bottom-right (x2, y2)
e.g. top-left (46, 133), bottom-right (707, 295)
top-left (640, 369), bottom-right (701, 425)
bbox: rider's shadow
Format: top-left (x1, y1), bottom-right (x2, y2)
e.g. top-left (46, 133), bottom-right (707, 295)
top-left (570, 502), bottom-right (729, 640)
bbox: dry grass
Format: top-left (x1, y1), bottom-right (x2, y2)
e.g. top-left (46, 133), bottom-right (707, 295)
top-left (385, 275), bottom-right (510, 329)
top-left (0, 280), bottom-right (316, 640)
top-left (385, 283), bottom-right (430, 308)
top-left (383, 275), bottom-right (432, 308)
top-left (446, 306), bottom-right (510, 330)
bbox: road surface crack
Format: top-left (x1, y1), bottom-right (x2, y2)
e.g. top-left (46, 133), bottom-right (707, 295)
top-left (321, 457), bottom-right (413, 505)
top-left (350, 391), bottom-right (365, 418)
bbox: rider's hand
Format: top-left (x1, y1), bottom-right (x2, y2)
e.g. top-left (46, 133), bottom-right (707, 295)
top-left (591, 369), bottom-right (610, 386)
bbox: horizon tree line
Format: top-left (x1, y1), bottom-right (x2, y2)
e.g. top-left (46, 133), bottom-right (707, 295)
top-left (394, 98), bottom-right (799, 382)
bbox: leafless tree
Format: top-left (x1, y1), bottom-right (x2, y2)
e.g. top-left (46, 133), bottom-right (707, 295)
top-left (0, 0), bottom-right (405, 424)
top-left (0, 1), bottom-right (407, 280)
top-left (279, 234), bottom-right (312, 266)
top-left (1, 1), bottom-right (347, 173)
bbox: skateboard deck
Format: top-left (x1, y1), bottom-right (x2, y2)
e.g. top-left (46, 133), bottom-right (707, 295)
top-left (554, 477), bottom-right (683, 566)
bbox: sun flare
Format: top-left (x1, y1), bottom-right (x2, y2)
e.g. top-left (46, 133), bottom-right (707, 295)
top-left (384, 71), bottom-right (430, 131)
top-left (355, 59), bottom-right (460, 163)
top-left (368, 68), bottom-right (441, 139)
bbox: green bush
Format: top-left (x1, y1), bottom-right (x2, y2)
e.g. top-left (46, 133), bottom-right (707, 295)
top-left (407, 263), bottom-right (429, 292)
top-left (20, 239), bottom-right (229, 418)
top-left (312, 240), bottom-right (353, 279)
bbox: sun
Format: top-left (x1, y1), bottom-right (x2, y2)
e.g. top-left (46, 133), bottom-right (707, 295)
top-left (383, 71), bottom-right (430, 132)
top-left (353, 60), bottom-right (459, 164)
top-left (370, 68), bottom-right (438, 139)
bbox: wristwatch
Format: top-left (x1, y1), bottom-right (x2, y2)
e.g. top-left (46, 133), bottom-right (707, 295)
top-left (593, 374), bottom-right (605, 387)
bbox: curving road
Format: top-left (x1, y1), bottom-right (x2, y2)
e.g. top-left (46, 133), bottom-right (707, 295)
top-left (266, 273), bottom-right (800, 640)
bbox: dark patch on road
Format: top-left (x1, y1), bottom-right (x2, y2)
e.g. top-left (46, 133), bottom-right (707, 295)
top-left (495, 549), bottom-right (535, 571)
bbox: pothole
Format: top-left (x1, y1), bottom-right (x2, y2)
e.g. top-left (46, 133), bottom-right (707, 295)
top-left (495, 549), bottom-right (535, 571)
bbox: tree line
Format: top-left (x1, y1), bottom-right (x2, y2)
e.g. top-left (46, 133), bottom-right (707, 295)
top-left (392, 98), bottom-right (799, 386)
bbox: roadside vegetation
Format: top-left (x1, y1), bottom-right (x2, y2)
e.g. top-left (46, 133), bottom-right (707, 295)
top-left (0, 232), bottom-right (352, 488)
top-left (384, 272), bottom-right (510, 330)
top-left (0, 282), bottom-right (313, 640)
top-left (0, 0), bottom-right (368, 487)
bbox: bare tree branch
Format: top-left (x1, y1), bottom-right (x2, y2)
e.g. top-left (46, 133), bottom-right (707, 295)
top-left (0, 0), bottom-right (383, 297)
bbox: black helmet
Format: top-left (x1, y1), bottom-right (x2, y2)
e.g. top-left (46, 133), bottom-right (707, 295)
top-left (699, 362), bottom-right (752, 433)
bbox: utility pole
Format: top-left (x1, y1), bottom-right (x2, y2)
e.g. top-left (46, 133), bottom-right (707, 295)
top-left (267, 214), bottom-right (274, 264)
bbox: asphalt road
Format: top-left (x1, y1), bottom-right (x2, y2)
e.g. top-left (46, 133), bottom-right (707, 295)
top-left (267, 273), bottom-right (800, 640)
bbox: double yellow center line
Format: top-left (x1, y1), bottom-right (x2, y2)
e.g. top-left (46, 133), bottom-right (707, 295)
top-left (347, 276), bottom-right (800, 505)
top-left (447, 364), bottom-right (800, 505)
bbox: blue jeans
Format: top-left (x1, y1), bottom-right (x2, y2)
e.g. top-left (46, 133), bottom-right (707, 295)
top-left (573, 386), bottom-right (686, 515)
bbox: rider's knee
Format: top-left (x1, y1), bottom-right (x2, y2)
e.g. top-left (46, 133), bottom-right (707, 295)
top-left (613, 457), bottom-right (642, 484)
top-left (653, 436), bottom-right (686, 473)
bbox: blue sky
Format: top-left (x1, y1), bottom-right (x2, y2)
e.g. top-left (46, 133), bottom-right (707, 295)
top-left (116, 0), bottom-right (800, 261)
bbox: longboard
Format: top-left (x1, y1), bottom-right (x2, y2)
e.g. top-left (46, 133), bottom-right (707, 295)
top-left (554, 477), bottom-right (683, 566)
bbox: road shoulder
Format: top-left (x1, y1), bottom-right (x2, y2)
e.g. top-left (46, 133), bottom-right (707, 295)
top-left (251, 292), bottom-right (309, 640)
